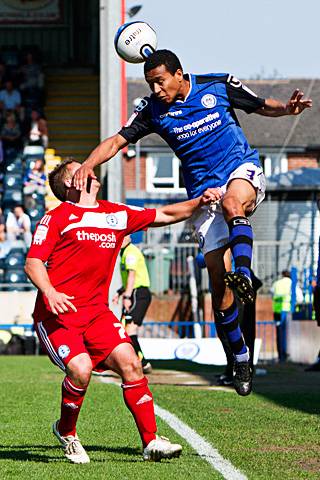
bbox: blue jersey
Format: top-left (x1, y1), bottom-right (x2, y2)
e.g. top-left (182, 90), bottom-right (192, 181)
top-left (119, 73), bottom-right (265, 199)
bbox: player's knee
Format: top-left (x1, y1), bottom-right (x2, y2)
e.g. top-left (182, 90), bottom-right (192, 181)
top-left (212, 288), bottom-right (233, 311)
top-left (221, 195), bottom-right (243, 218)
top-left (67, 357), bottom-right (92, 387)
top-left (126, 322), bottom-right (137, 336)
top-left (73, 367), bottom-right (92, 387)
top-left (121, 354), bottom-right (143, 381)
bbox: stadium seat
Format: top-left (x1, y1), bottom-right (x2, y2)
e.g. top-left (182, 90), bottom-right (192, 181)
top-left (4, 251), bottom-right (26, 269)
top-left (3, 267), bottom-right (33, 292)
top-left (27, 191), bottom-right (45, 205)
top-left (28, 206), bottom-right (45, 221)
top-left (4, 148), bottom-right (21, 162)
top-left (5, 268), bottom-right (27, 282)
top-left (4, 174), bottom-right (23, 189)
top-left (0, 46), bottom-right (19, 66)
top-left (6, 161), bottom-right (23, 174)
top-left (2, 188), bottom-right (23, 206)
top-left (0, 258), bottom-right (5, 282)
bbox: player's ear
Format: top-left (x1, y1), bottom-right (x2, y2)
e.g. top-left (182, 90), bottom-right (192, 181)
top-left (175, 69), bottom-right (183, 82)
top-left (64, 177), bottom-right (72, 188)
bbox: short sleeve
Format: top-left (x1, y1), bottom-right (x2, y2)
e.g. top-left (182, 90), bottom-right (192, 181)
top-left (5, 212), bottom-right (15, 229)
top-left (27, 214), bottom-right (60, 262)
top-left (123, 205), bottom-right (156, 234)
top-left (124, 252), bottom-right (139, 270)
top-left (118, 97), bottom-right (154, 144)
top-left (226, 74), bottom-right (265, 113)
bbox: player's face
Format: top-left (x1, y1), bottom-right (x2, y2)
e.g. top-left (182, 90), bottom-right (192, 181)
top-left (145, 65), bottom-right (184, 104)
top-left (68, 162), bottom-right (100, 192)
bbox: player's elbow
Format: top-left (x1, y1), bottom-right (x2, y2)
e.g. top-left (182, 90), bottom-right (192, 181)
top-left (24, 258), bottom-right (38, 278)
top-left (153, 211), bottom-right (172, 226)
top-left (24, 259), bottom-right (32, 277)
top-left (107, 134), bottom-right (126, 159)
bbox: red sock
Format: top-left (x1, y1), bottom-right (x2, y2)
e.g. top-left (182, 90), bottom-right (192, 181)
top-left (58, 376), bottom-right (87, 437)
top-left (122, 376), bottom-right (157, 447)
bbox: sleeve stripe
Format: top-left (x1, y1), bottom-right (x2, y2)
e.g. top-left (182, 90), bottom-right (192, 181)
top-left (40, 215), bottom-right (51, 226)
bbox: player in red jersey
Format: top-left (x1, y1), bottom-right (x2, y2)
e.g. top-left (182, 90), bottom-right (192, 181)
top-left (25, 158), bottom-right (219, 464)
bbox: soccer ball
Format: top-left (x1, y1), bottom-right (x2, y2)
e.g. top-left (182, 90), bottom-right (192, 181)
top-left (114, 21), bottom-right (157, 64)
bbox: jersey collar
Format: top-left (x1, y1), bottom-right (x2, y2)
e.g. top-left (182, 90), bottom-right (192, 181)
top-left (66, 201), bottom-right (99, 209)
top-left (176, 73), bottom-right (192, 103)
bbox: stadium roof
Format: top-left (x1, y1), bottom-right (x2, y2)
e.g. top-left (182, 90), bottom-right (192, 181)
top-left (127, 78), bottom-right (320, 150)
top-left (267, 167), bottom-right (320, 191)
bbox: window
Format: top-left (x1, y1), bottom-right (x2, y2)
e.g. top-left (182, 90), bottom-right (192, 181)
top-left (146, 154), bottom-right (185, 192)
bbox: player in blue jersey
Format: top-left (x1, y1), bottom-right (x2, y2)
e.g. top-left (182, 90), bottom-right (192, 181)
top-left (74, 50), bottom-right (312, 395)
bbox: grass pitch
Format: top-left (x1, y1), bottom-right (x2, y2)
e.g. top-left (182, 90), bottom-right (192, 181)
top-left (0, 356), bottom-right (319, 479)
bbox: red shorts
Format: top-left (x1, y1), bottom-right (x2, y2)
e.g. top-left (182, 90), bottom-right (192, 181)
top-left (34, 304), bottom-right (131, 372)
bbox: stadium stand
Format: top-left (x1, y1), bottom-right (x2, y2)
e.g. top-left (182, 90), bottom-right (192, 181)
top-left (0, 46), bottom-right (46, 291)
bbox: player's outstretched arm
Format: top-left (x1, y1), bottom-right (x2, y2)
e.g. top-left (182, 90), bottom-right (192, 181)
top-left (151, 188), bottom-right (222, 227)
top-left (25, 258), bottom-right (77, 315)
top-left (256, 89), bottom-right (312, 117)
top-left (73, 133), bottom-right (128, 190)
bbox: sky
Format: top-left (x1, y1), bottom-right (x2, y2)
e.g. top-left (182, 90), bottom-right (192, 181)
top-left (125, 0), bottom-right (318, 80)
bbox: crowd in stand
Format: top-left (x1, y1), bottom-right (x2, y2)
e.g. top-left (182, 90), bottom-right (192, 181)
top-left (0, 47), bottom-right (49, 290)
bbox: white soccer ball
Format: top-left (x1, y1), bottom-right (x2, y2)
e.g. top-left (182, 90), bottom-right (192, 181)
top-left (114, 21), bottom-right (157, 64)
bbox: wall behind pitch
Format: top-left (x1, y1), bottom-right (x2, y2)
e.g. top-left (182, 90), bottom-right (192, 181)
top-left (0, 291), bottom-right (36, 325)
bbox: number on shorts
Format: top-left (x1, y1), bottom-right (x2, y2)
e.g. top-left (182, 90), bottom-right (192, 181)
top-left (113, 322), bottom-right (127, 339)
top-left (246, 169), bottom-right (255, 181)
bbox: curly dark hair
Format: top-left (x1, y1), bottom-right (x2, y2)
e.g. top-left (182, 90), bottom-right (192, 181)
top-left (144, 49), bottom-right (183, 76)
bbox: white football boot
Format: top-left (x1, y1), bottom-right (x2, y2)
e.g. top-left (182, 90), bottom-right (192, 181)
top-left (143, 435), bottom-right (182, 461)
top-left (52, 420), bottom-right (90, 464)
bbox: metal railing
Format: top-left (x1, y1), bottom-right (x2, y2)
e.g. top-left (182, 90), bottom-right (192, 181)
top-left (140, 240), bottom-right (314, 295)
top-left (0, 240), bottom-right (314, 295)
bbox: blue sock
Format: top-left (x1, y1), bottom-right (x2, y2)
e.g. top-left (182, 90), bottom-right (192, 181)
top-left (228, 216), bottom-right (253, 279)
top-left (215, 301), bottom-right (247, 356)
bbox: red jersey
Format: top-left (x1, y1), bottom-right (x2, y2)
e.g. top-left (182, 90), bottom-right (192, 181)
top-left (27, 200), bottom-right (156, 318)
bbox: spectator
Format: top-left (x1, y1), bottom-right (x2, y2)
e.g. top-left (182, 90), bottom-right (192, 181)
top-left (6, 205), bottom-right (32, 247)
top-left (24, 158), bottom-right (46, 195)
top-left (27, 110), bottom-right (48, 148)
top-left (20, 52), bottom-right (44, 92)
top-left (0, 61), bottom-right (9, 89)
top-left (271, 270), bottom-right (303, 362)
top-left (0, 236), bottom-right (11, 260)
top-left (0, 80), bottom-right (21, 120)
top-left (1, 113), bottom-right (22, 152)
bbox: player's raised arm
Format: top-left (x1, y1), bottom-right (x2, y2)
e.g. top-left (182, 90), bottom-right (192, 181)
top-left (73, 133), bottom-right (128, 191)
top-left (25, 258), bottom-right (77, 314)
top-left (151, 188), bottom-right (222, 227)
top-left (256, 89), bottom-right (312, 117)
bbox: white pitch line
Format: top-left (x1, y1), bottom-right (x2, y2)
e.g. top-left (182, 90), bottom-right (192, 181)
top-left (154, 404), bottom-right (247, 480)
top-left (99, 377), bottom-right (247, 479)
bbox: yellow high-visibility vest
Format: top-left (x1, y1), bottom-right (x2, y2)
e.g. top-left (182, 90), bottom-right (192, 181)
top-left (272, 277), bottom-right (292, 313)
